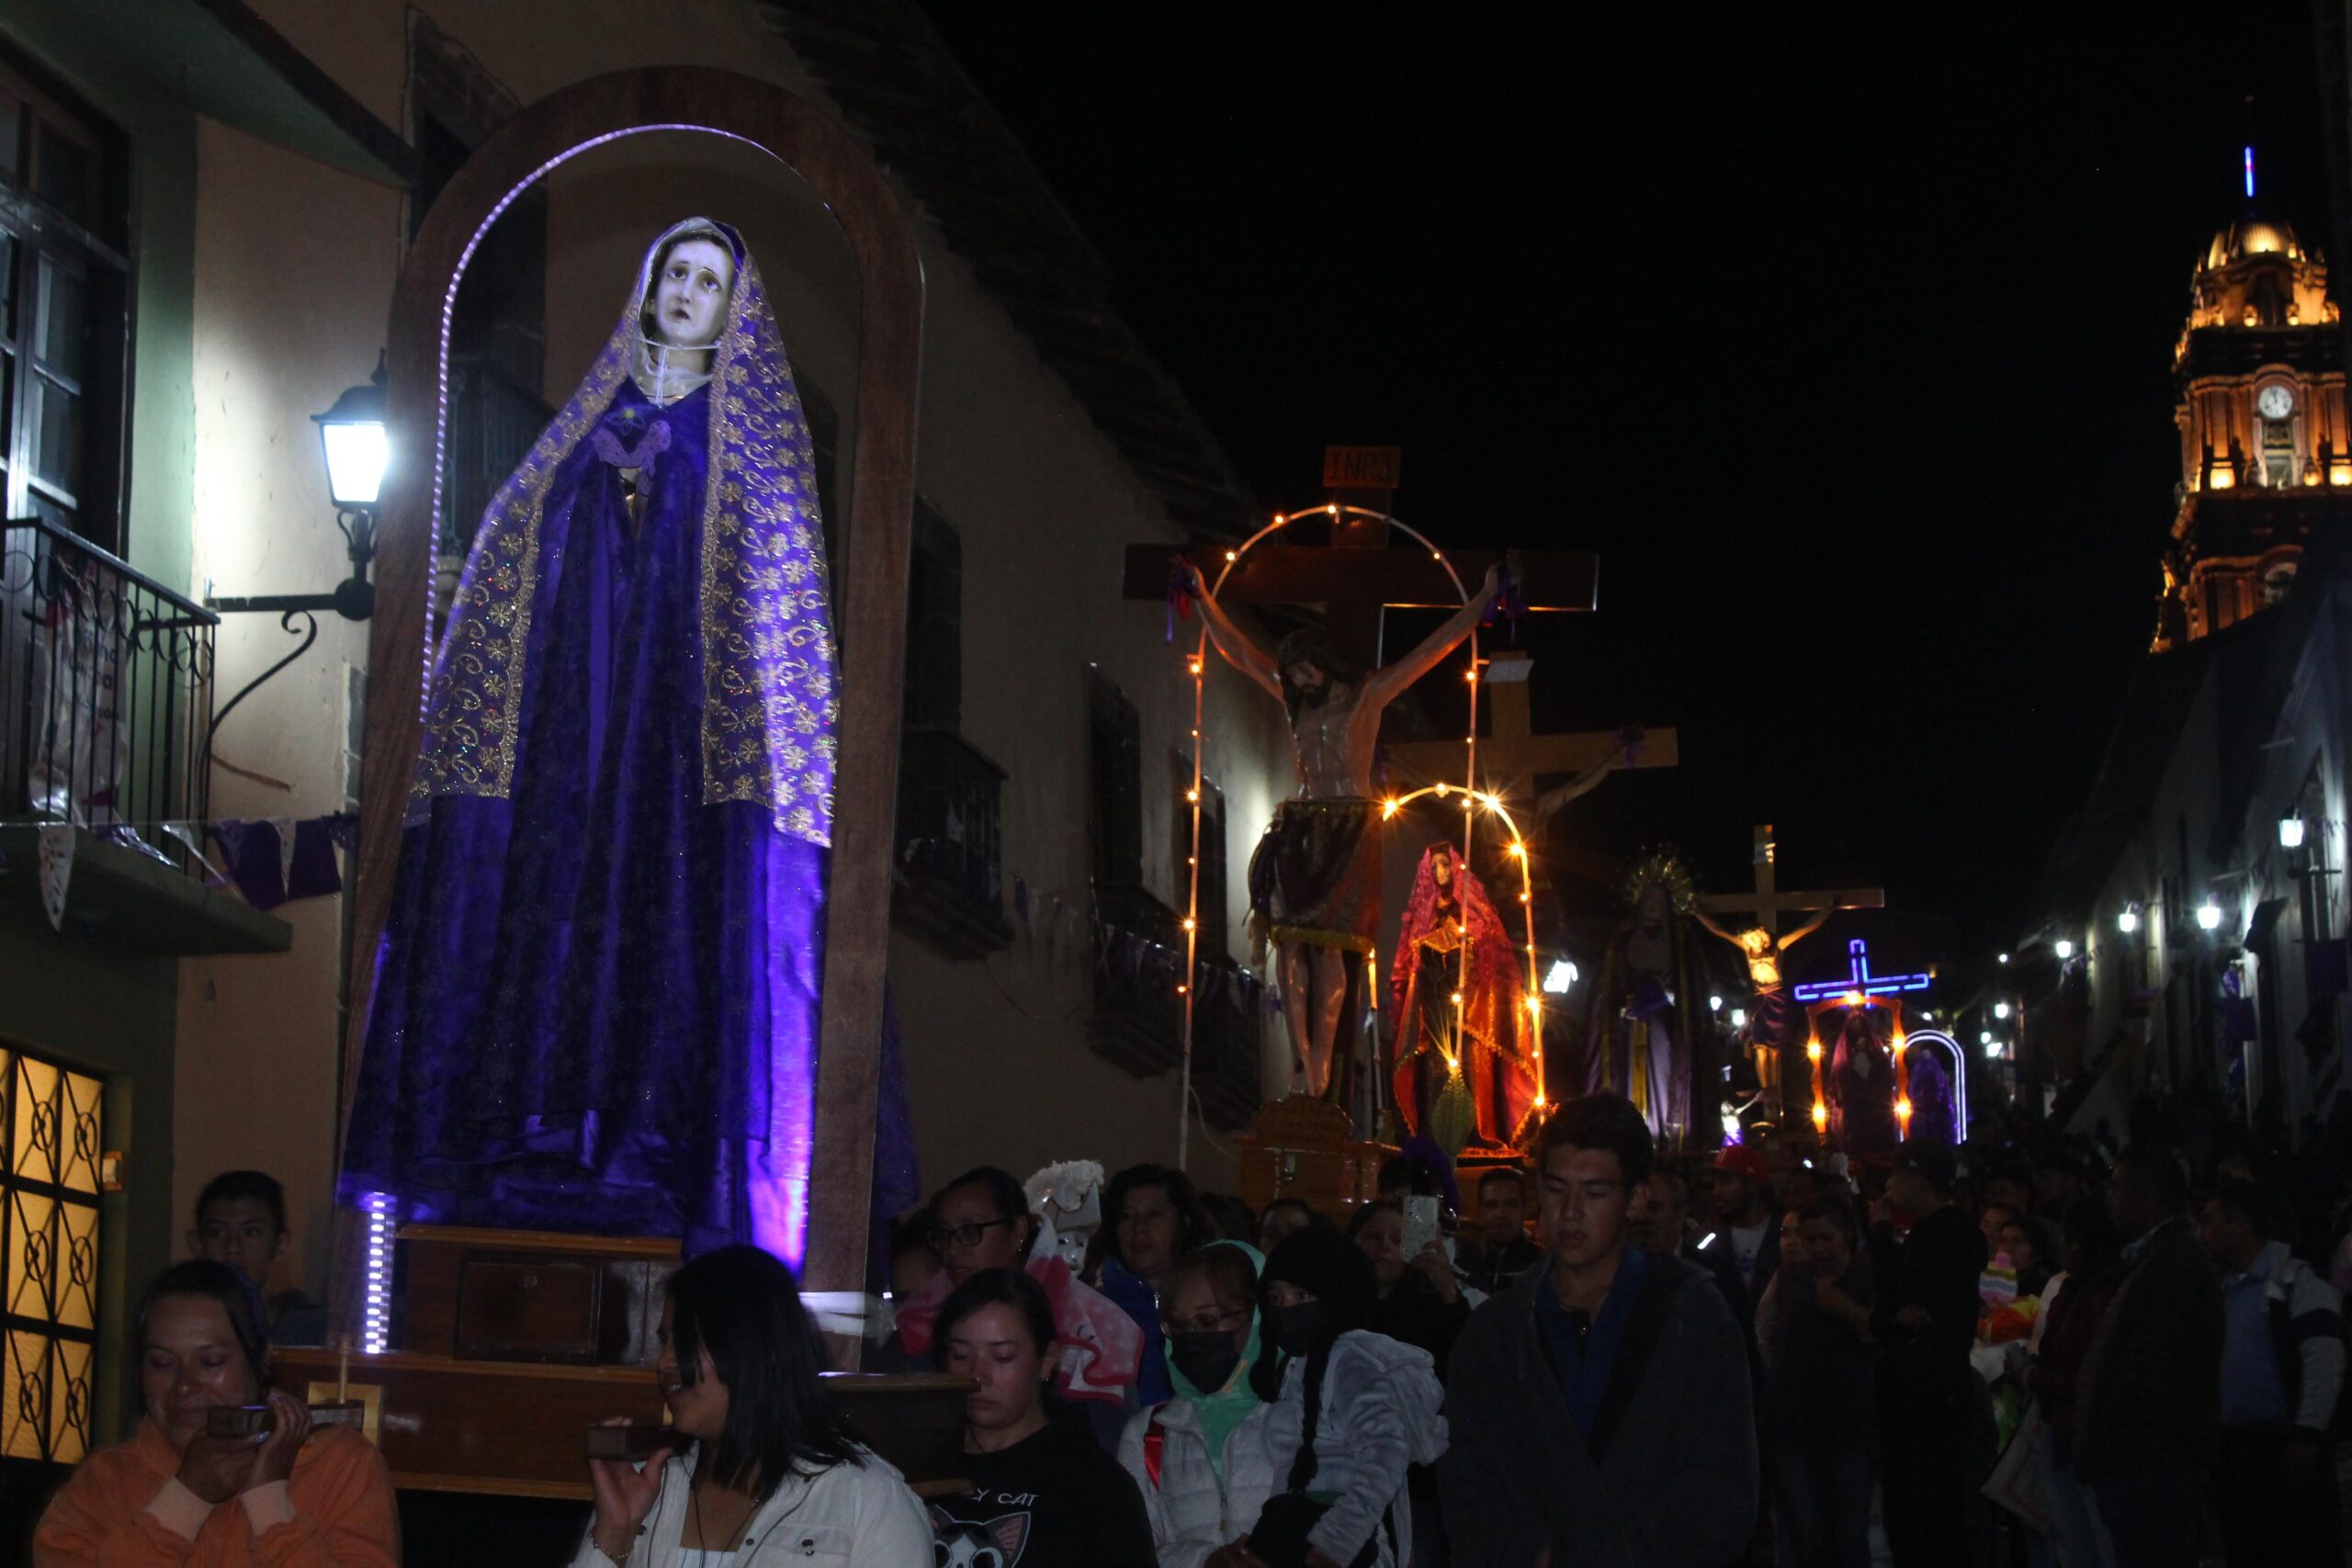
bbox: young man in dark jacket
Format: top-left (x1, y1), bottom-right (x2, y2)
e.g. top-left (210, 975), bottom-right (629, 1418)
top-left (2075, 1145), bottom-right (2222, 1568)
top-left (1867, 1137), bottom-right (1986, 1568)
top-left (1438, 1093), bottom-right (1757, 1567)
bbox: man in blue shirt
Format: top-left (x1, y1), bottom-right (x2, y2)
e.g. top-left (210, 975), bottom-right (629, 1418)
top-left (1440, 1094), bottom-right (1756, 1567)
top-left (2199, 1180), bottom-right (2345, 1567)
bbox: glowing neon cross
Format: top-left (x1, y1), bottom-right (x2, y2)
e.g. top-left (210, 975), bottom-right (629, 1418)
top-left (1792, 938), bottom-right (1931, 1003)
top-left (2246, 144), bottom-right (2256, 201)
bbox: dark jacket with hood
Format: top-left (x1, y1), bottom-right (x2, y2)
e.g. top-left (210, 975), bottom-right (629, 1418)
top-left (1438, 1247), bottom-right (1758, 1568)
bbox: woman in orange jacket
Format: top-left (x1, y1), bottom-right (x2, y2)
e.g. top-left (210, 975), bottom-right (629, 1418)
top-left (35, 1259), bottom-right (399, 1566)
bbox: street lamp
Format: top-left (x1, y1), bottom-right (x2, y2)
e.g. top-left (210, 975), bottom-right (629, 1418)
top-left (2118, 906), bottom-right (2140, 934)
top-left (1543, 959), bottom-right (1578, 995)
top-left (1994, 1001), bottom-right (2011, 1020)
top-left (202, 356), bottom-right (389, 765)
top-left (2279, 816), bottom-right (2307, 850)
top-left (2198, 900), bottom-right (2224, 932)
top-left (2054, 939), bottom-right (2075, 960)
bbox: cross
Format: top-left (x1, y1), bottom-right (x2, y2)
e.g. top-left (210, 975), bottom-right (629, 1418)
top-left (1383, 651), bottom-right (1677, 798)
top-left (1695, 824), bottom-right (1883, 937)
top-left (1122, 516), bottom-right (1597, 673)
top-left (1792, 938), bottom-right (1932, 1004)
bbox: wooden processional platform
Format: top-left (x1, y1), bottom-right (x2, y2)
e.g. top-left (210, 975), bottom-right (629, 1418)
top-left (1234, 1096), bottom-right (1528, 1219)
top-left (275, 1226), bottom-right (970, 1501)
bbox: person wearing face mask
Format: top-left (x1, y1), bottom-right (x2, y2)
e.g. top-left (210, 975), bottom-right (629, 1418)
top-left (1116, 1244), bottom-right (1279, 1568)
top-left (931, 1269), bottom-right (1157, 1567)
top-left (34, 1260), bottom-right (398, 1566)
top-left (578, 1245), bottom-right (930, 1567)
top-left (1091, 1164), bottom-right (1216, 1410)
top-left (1246, 1223), bottom-right (1444, 1568)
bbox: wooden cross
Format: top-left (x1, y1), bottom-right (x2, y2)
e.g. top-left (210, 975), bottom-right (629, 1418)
top-left (1383, 650), bottom-right (1677, 799)
top-left (1696, 824), bottom-right (1883, 936)
top-left (1122, 515), bottom-right (1597, 672)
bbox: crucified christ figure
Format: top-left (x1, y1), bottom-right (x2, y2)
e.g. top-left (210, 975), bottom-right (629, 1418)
top-left (1188, 559), bottom-right (1505, 1111)
top-left (1691, 903), bottom-right (1836, 1104)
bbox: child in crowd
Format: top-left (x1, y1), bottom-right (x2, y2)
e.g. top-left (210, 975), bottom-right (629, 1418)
top-left (188, 1172), bottom-right (327, 1348)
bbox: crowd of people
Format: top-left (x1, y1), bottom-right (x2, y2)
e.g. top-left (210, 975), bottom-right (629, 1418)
top-left (26, 1101), bottom-right (2352, 1566)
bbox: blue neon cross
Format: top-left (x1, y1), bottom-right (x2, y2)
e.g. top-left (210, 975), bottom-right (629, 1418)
top-left (1792, 938), bottom-right (1931, 1003)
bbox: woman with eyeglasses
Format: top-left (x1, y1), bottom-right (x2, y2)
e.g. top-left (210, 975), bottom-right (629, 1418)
top-left (1116, 1242), bottom-right (1280, 1568)
top-left (891, 1166), bottom-right (1142, 1409)
top-left (928, 1269), bottom-right (1157, 1567)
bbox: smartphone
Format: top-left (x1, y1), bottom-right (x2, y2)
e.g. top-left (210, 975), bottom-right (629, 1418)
top-left (206, 1401), bottom-right (366, 1438)
top-left (585, 1423), bottom-right (684, 1461)
top-left (1402, 1195), bottom-right (1441, 1263)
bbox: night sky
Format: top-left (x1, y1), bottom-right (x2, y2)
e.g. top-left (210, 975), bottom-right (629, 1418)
top-left (923, 4), bottom-right (2328, 959)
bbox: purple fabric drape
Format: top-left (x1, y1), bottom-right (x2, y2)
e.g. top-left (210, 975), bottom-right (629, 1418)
top-left (341, 222), bottom-right (901, 1266)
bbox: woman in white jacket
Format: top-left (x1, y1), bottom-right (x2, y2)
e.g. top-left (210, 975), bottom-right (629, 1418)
top-left (578, 1245), bottom-right (932, 1567)
top-left (1250, 1224), bottom-right (1446, 1568)
top-left (1118, 1242), bottom-right (1278, 1567)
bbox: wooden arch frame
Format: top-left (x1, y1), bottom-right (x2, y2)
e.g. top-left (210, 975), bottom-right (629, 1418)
top-left (345, 68), bottom-right (922, 1338)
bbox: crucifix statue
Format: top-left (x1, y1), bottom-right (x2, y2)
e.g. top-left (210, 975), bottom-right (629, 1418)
top-left (1184, 558), bottom-right (1505, 1107)
top-left (1128, 498), bottom-right (1599, 1129)
top-left (1693, 824), bottom-right (1884, 1119)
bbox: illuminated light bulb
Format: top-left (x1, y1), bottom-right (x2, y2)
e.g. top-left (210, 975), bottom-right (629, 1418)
top-left (1893, 1032), bottom-right (1906, 1051)
top-left (1382, 799), bottom-right (1401, 818)
top-left (1435, 782), bottom-right (1449, 797)
top-left (1182, 918), bottom-right (1196, 931)
top-left (1484, 794), bottom-right (1502, 808)
top-left (1186, 790), bottom-right (1199, 803)
top-left (1980, 1030), bottom-right (1994, 1044)
top-left (1984, 1038), bottom-right (2004, 1059)
top-left (1896, 1097), bottom-right (1913, 1122)
top-left (2198, 901), bottom-right (2223, 931)
top-left (1806, 1039), bottom-right (1823, 1062)
top-left (1520, 892), bottom-right (1532, 903)
top-left (1997, 952), bottom-right (2010, 964)
top-left (1462, 796), bottom-right (1474, 810)
top-left (1326, 504), bottom-right (1339, 515)
top-left (1730, 1008), bottom-right (1747, 1029)
top-left (2053, 939), bottom-right (2074, 960)
top-left (1811, 1102), bottom-right (1829, 1131)
top-left (1465, 670), bottom-right (1478, 682)
top-left (1452, 991), bottom-right (1464, 1006)
top-left (2117, 908), bottom-right (2139, 934)
top-left (1844, 989), bottom-right (1864, 1009)
top-left (1543, 960), bottom-right (1577, 994)
top-left (1709, 995), bottom-right (1724, 1013)
top-left (1526, 997), bottom-right (1543, 1014)
top-left (1176, 984), bottom-right (1188, 995)
top-left (1509, 842), bottom-right (1527, 856)
top-left (1226, 550), bottom-right (1238, 562)
top-left (1533, 1093), bottom-right (1547, 1109)
top-left (1272, 513), bottom-right (1286, 524)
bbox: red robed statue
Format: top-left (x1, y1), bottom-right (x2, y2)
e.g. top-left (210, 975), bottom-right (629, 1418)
top-left (1390, 842), bottom-right (1539, 1152)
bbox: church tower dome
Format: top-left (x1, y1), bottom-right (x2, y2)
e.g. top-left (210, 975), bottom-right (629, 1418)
top-left (2155, 187), bottom-right (2352, 649)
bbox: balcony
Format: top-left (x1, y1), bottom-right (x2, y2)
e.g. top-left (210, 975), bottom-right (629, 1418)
top-left (893, 728), bottom-right (1012, 959)
top-left (0, 517), bottom-right (285, 953)
top-left (1191, 957), bottom-right (1267, 1132)
top-left (1088, 882), bottom-right (1182, 1076)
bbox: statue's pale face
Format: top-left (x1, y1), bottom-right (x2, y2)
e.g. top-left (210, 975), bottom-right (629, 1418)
top-left (652, 237), bottom-right (734, 346)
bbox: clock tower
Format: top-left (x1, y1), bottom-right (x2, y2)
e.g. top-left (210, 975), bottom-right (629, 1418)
top-left (2155, 212), bottom-right (2352, 648)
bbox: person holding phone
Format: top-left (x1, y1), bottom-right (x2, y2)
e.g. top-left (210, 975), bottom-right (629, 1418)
top-left (579, 1245), bottom-right (930, 1567)
top-left (34, 1260), bottom-right (398, 1567)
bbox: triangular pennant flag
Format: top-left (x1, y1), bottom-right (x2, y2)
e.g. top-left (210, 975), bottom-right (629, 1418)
top-left (37, 824), bottom-right (74, 932)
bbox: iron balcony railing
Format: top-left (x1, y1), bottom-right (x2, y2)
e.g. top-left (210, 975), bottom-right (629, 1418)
top-left (440, 355), bottom-right (553, 558)
top-left (897, 727), bottom-right (1007, 918)
top-left (0, 515), bottom-right (214, 874)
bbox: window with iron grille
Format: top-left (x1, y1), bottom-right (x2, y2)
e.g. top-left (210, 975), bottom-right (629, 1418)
top-left (0, 51), bottom-right (130, 554)
top-left (0, 1043), bottom-right (102, 1466)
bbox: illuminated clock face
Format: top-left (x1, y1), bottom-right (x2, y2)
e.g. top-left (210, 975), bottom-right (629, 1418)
top-left (2258, 384), bottom-right (2295, 420)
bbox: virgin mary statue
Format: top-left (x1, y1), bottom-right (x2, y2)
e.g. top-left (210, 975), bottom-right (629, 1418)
top-left (340, 220), bottom-right (852, 1264)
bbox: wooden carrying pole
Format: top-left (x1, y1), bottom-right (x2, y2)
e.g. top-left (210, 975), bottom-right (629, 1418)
top-left (344, 67), bottom-right (923, 1367)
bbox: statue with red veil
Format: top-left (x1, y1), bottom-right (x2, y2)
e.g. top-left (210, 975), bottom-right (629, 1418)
top-left (1390, 841), bottom-right (1539, 1153)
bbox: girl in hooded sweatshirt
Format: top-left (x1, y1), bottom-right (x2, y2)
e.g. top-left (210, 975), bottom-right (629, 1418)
top-left (1117, 1242), bottom-right (1277, 1567)
top-left (1247, 1223), bottom-right (1446, 1568)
